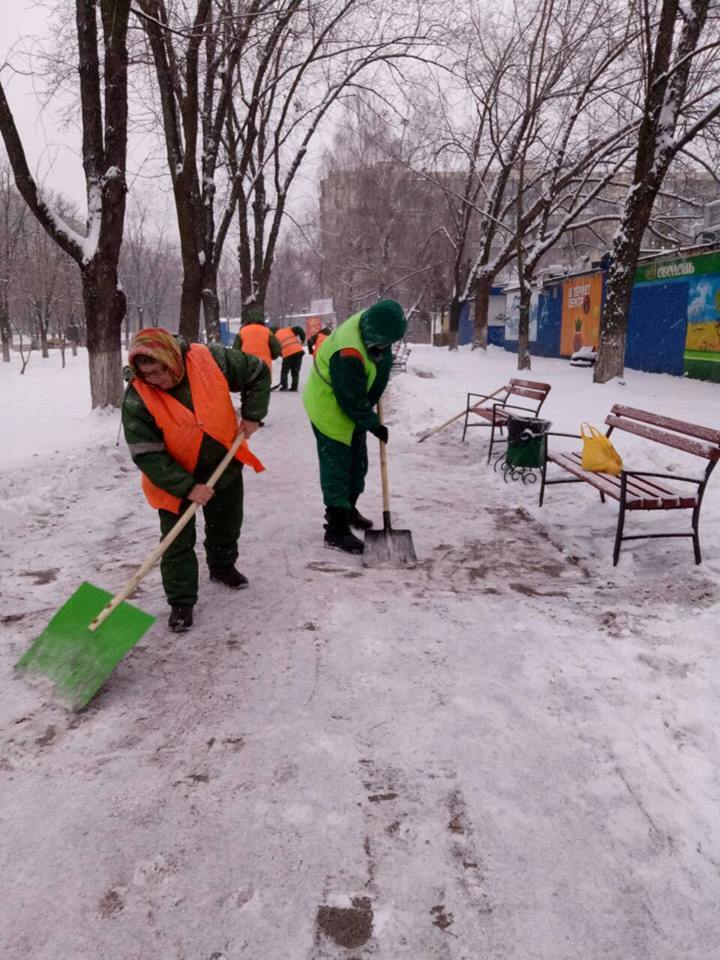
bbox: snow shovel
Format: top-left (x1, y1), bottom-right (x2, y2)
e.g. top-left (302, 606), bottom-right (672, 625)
top-left (363, 399), bottom-right (417, 567)
top-left (15, 430), bottom-right (248, 711)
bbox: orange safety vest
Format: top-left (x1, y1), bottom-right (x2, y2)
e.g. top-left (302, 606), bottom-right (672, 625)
top-left (132, 344), bottom-right (265, 514)
top-left (312, 332), bottom-right (328, 357)
top-left (237, 324), bottom-right (272, 369)
top-left (276, 326), bottom-right (304, 358)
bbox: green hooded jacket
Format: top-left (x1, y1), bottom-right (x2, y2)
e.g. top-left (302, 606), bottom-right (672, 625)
top-left (303, 300), bottom-right (406, 445)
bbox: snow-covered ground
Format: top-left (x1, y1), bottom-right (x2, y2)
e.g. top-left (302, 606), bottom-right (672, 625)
top-left (1, 344), bottom-right (719, 959)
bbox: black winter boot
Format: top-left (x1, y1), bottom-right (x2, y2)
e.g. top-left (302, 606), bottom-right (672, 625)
top-left (324, 507), bottom-right (364, 554)
top-left (209, 566), bottom-right (249, 589)
top-left (168, 604), bottom-right (194, 633)
top-left (349, 506), bottom-right (373, 530)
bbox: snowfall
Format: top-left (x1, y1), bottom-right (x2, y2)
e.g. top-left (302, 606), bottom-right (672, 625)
top-left (1, 341), bottom-right (719, 960)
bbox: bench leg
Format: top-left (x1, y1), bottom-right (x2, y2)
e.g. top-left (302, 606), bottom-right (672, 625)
top-left (539, 456), bottom-right (548, 507)
top-left (599, 490), bottom-right (606, 504)
top-left (692, 505), bottom-right (702, 564)
top-left (613, 488), bottom-right (627, 567)
top-left (461, 408), bottom-right (470, 442)
top-left (487, 420), bottom-right (496, 464)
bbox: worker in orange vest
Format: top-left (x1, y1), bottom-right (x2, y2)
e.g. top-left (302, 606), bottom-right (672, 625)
top-left (275, 324), bottom-right (306, 391)
top-left (232, 307), bottom-right (280, 424)
top-left (233, 308), bottom-right (281, 371)
top-left (307, 326), bottom-right (331, 357)
top-left (123, 327), bottom-right (270, 633)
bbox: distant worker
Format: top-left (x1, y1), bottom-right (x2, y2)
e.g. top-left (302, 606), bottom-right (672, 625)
top-left (307, 326), bottom-right (331, 357)
top-left (275, 324), bottom-right (306, 391)
top-left (122, 328), bottom-right (269, 633)
top-left (303, 300), bottom-right (406, 554)
top-left (233, 308), bottom-right (281, 371)
top-left (233, 307), bottom-right (280, 424)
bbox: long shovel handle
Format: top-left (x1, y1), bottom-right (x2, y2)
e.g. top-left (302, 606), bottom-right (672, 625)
top-left (417, 385), bottom-right (507, 442)
top-left (377, 398), bottom-right (391, 532)
top-left (417, 408), bottom-right (467, 443)
top-left (89, 430), bottom-right (247, 632)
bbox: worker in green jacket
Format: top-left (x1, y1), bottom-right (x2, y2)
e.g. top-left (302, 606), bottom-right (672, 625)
top-left (303, 299), bottom-right (406, 553)
top-left (122, 328), bottom-right (270, 632)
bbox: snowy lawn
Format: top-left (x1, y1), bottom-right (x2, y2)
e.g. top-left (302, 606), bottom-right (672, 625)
top-left (1, 345), bottom-right (719, 959)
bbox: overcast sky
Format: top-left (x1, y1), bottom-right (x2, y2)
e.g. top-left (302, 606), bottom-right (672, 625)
top-left (0, 1), bottom-right (90, 207)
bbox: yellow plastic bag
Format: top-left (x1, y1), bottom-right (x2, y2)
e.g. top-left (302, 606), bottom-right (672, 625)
top-left (580, 423), bottom-right (623, 475)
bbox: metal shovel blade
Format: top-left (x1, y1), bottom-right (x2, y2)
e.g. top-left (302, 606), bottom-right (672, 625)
top-left (15, 581), bottom-right (155, 711)
top-left (363, 519), bottom-right (417, 568)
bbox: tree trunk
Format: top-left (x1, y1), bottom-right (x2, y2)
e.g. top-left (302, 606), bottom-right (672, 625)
top-left (516, 282), bottom-right (532, 371)
top-left (179, 262), bottom-right (203, 342)
top-left (0, 283), bottom-right (10, 362)
top-left (39, 316), bottom-right (49, 358)
top-left (202, 264), bottom-right (220, 342)
top-left (594, 189), bottom-right (654, 383)
top-left (447, 294), bottom-right (462, 350)
top-left (82, 263), bottom-right (125, 408)
top-left (472, 274), bottom-right (490, 350)
top-left (1, 322), bottom-right (9, 362)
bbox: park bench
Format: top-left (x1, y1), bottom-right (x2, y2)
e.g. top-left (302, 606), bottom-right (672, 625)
top-left (461, 378), bottom-right (552, 463)
top-left (391, 341), bottom-right (411, 373)
top-left (538, 404), bottom-right (720, 565)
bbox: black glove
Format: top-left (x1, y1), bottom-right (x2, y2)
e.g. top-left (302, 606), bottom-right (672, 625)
top-left (373, 425), bottom-right (389, 444)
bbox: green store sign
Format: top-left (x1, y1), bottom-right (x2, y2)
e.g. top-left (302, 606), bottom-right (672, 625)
top-left (635, 250), bottom-right (720, 283)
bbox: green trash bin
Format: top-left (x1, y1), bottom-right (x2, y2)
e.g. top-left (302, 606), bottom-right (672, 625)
top-left (504, 416), bottom-right (551, 471)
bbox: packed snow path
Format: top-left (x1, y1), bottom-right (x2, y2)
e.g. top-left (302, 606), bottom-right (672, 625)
top-left (2, 346), bottom-right (719, 959)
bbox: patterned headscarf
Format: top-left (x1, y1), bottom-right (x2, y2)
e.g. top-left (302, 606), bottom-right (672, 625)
top-left (128, 328), bottom-right (185, 387)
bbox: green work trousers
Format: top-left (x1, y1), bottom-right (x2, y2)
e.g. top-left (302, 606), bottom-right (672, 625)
top-left (280, 352), bottom-right (303, 390)
top-left (312, 423), bottom-right (368, 510)
top-left (158, 472), bottom-right (244, 607)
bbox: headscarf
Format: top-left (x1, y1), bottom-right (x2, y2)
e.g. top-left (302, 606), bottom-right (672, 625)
top-left (128, 327), bottom-right (185, 387)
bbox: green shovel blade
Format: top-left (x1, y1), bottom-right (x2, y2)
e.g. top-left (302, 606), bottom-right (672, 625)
top-left (15, 582), bottom-right (156, 711)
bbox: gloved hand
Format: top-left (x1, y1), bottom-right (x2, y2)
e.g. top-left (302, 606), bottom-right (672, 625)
top-left (373, 424), bottom-right (389, 444)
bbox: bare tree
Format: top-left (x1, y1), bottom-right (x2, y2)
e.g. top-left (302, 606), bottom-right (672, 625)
top-left (0, 164), bottom-right (29, 361)
top-left (220, 0), bottom-right (434, 323)
top-left (120, 193), bottom-right (180, 341)
top-left (434, 0), bottom-right (638, 351)
top-left (318, 98), bottom-right (451, 321)
top-left (0, 0), bottom-right (131, 407)
top-left (595, 0), bottom-right (720, 382)
top-left (135, 0), bottom-right (263, 341)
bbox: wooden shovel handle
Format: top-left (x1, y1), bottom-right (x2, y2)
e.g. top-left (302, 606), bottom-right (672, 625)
top-left (89, 430), bottom-right (247, 632)
top-left (377, 398), bottom-right (391, 524)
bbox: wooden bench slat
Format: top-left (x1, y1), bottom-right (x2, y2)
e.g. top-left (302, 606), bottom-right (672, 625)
top-left (565, 452), bottom-right (690, 501)
top-left (611, 404), bottom-right (720, 446)
top-left (510, 378), bottom-right (551, 392)
top-left (549, 451), bottom-right (698, 509)
top-left (605, 415), bottom-right (720, 461)
top-left (470, 406), bottom-right (510, 421)
top-left (508, 385), bottom-right (547, 401)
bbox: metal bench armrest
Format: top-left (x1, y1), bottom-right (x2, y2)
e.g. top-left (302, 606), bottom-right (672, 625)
top-left (468, 390), bottom-right (507, 403)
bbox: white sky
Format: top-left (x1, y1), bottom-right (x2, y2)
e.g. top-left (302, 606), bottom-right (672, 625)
top-left (0, 0), bottom-right (88, 208)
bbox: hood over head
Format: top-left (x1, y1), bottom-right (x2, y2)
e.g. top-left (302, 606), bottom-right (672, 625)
top-left (359, 299), bottom-right (406, 347)
top-left (243, 307), bottom-right (266, 326)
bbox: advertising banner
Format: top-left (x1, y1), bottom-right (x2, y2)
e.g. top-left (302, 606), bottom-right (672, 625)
top-left (636, 250), bottom-right (720, 284)
top-left (560, 273), bottom-right (602, 355)
top-left (684, 274), bottom-right (720, 383)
